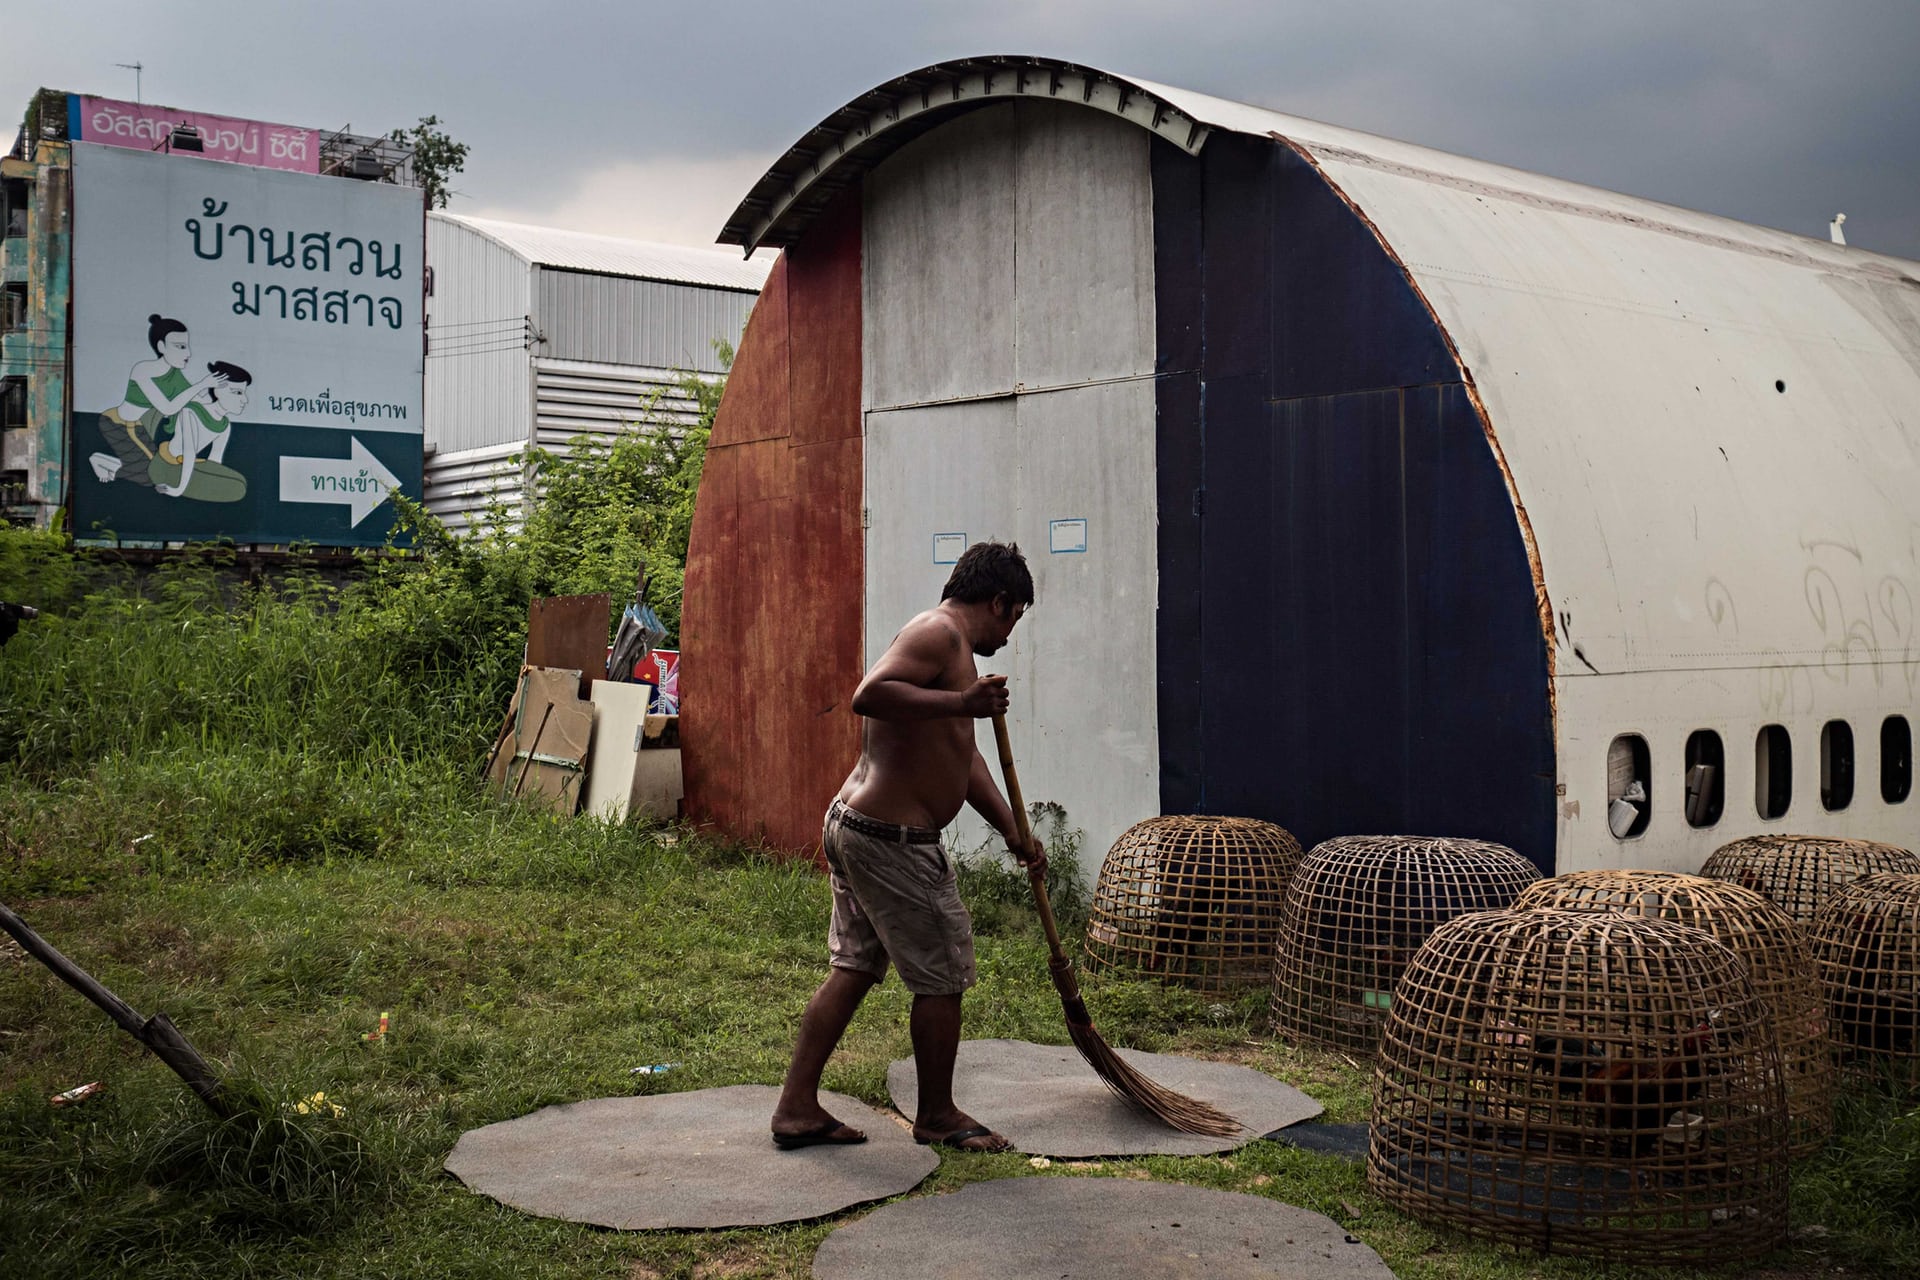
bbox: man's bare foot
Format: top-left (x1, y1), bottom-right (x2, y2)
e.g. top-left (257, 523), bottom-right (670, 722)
top-left (912, 1121), bottom-right (1012, 1153)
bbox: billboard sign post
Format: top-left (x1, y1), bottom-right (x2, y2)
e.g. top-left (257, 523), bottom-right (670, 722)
top-left (69, 142), bottom-right (424, 547)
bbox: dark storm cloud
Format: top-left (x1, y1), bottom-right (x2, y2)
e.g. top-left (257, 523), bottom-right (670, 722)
top-left (5, 1), bottom-right (1916, 256)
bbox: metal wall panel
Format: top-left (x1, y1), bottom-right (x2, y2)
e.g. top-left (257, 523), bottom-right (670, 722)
top-left (537, 271), bottom-right (755, 374)
top-left (424, 216), bottom-right (531, 455)
top-left (533, 358), bottom-right (708, 450)
top-left (1014, 106), bottom-right (1154, 389)
top-left (422, 440), bottom-right (523, 534)
top-left (863, 106), bottom-right (1016, 409)
top-left (682, 195), bottom-right (865, 856)
top-left (863, 103), bottom-right (1160, 876)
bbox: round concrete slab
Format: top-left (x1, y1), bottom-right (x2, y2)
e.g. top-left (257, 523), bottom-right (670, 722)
top-left (444, 1085), bottom-right (936, 1229)
top-left (813, 1177), bottom-right (1397, 1280)
top-left (888, 1039), bottom-right (1322, 1157)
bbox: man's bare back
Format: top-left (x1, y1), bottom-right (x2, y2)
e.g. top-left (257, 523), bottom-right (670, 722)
top-left (836, 603), bottom-right (1016, 831)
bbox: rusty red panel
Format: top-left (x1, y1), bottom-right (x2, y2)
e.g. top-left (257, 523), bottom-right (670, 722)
top-left (787, 190), bottom-right (863, 448)
top-left (708, 256), bottom-right (791, 449)
top-left (732, 436), bottom-right (796, 505)
top-left (682, 196), bottom-right (864, 860)
top-left (682, 498), bottom-right (739, 826)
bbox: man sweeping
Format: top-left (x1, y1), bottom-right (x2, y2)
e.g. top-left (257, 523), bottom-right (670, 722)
top-left (771, 541), bottom-right (1044, 1153)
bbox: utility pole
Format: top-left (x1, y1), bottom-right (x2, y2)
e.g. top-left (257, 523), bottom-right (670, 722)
top-left (114, 61), bottom-right (143, 102)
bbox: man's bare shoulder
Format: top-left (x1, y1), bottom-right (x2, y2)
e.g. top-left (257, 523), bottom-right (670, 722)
top-left (889, 607), bottom-right (964, 657)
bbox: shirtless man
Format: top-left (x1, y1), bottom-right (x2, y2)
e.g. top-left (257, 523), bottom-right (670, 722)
top-left (770, 541), bottom-right (1044, 1153)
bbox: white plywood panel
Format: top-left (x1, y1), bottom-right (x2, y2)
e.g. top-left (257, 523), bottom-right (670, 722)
top-left (1013, 104), bottom-right (1155, 389)
top-left (976, 379), bottom-right (1161, 880)
top-left (586, 680), bottom-right (654, 821)
top-left (862, 382), bottom-right (1161, 885)
top-left (864, 397), bottom-right (1020, 673)
top-left (864, 106), bottom-right (1017, 410)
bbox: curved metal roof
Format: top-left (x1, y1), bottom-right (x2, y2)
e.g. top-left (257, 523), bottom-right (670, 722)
top-left (718, 55), bottom-right (1212, 254)
top-left (440, 213), bottom-right (771, 292)
top-left (725, 56), bottom-right (1920, 687)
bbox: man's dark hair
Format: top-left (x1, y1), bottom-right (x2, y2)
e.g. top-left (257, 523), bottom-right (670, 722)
top-left (941, 541), bottom-right (1034, 607)
top-left (206, 360), bottom-right (252, 386)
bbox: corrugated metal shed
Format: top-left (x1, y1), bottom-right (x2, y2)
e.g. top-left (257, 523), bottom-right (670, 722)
top-left (442, 214), bottom-right (770, 292)
top-left (425, 213), bottom-right (531, 457)
top-left (424, 213), bottom-right (768, 532)
top-left (689, 55), bottom-right (1920, 876)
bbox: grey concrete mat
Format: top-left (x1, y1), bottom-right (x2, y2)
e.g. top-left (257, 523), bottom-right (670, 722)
top-left (444, 1085), bottom-right (936, 1229)
top-left (812, 1176), bottom-right (1397, 1280)
top-left (887, 1038), bottom-right (1322, 1157)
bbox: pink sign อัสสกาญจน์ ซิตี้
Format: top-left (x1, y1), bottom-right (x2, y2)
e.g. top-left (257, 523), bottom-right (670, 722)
top-left (74, 96), bottom-right (319, 174)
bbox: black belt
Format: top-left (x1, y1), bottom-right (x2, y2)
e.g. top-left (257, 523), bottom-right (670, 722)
top-left (830, 800), bottom-right (941, 845)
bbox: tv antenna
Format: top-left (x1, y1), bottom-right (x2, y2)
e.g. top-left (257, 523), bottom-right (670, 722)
top-left (114, 62), bottom-right (144, 103)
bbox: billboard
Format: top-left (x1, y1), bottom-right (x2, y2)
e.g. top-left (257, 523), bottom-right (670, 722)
top-left (69, 142), bottom-right (423, 546)
top-left (69, 95), bottom-right (320, 174)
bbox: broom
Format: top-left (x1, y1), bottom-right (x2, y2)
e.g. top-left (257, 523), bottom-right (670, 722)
top-left (991, 713), bottom-right (1241, 1137)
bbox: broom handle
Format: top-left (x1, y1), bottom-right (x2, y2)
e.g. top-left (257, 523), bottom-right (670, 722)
top-left (991, 714), bottom-right (1078, 993)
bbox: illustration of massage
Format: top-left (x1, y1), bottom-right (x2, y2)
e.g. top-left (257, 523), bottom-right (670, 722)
top-left (89, 313), bottom-right (251, 503)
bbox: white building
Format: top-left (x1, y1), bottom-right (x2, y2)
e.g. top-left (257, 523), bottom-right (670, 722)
top-left (423, 213), bottom-right (769, 530)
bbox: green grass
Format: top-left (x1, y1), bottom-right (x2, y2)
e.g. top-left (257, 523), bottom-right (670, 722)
top-left (3, 771), bottom-right (1915, 1279)
top-left (4, 523), bottom-right (1915, 1279)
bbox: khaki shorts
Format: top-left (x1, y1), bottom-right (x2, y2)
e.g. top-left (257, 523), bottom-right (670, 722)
top-left (823, 800), bottom-right (975, 996)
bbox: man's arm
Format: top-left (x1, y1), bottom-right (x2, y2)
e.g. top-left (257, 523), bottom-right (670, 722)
top-left (850, 615), bottom-right (1007, 721)
top-left (966, 748), bottom-right (1046, 869)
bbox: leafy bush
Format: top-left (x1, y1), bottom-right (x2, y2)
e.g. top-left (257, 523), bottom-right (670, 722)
top-left (0, 361), bottom-right (724, 782)
top-left (955, 801), bottom-right (1089, 937)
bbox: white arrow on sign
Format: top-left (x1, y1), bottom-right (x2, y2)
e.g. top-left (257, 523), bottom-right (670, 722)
top-left (278, 436), bottom-right (402, 527)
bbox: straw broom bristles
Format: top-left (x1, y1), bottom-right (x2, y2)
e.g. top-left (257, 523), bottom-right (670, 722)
top-left (993, 715), bottom-right (1243, 1138)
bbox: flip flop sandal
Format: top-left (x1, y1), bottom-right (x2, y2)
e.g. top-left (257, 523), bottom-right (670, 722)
top-left (916, 1124), bottom-right (1010, 1153)
top-left (771, 1121), bottom-right (868, 1150)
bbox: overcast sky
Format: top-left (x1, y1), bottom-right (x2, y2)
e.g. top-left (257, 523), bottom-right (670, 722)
top-left (7, 2), bottom-right (1918, 260)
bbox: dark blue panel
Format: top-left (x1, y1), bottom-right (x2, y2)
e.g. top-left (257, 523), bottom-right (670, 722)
top-left (1152, 132), bottom-right (1198, 809)
top-left (1150, 139), bottom-right (1204, 378)
top-left (1268, 390), bottom-right (1413, 839)
top-left (1181, 136), bottom-right (1556, 870)
top-left (1153, 141), bottom-right (1206, 813)
top-left (1402, 384), bottom-right (1557, 866)
top-left (1156, 373), bottom-right (1205, 812)
top-left (1195, 373), bottom-right (1277, 818)
top-left (1197, 135), bottom-right (1272, 383)
top-left (1268, 147), bottom-right (1457, 401)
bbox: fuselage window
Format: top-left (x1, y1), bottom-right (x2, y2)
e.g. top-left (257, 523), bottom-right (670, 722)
top-left (1821, 720), bottom-right (1855, 811)
top-left (1755, 724), bottom-right (1792, 820)
top-left (1607, 734), bottom-right (1651, 838)
top-left (1886, 716), bottom-right (1913, 804)
top-left (1684, 730), bottom-right (1725, 828)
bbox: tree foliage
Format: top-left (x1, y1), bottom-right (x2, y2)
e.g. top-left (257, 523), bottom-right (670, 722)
top-left (391, 114), bottom-right (469, 210)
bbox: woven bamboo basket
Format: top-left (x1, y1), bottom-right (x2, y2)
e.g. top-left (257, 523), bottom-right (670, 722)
top-left (1514, 869), bottom-right (1833, 1157)
top-left (1083, 816), bottom-right (1302, 997)
top-left (1270, 835), bottom-right (1539, 1053)
top-left (1700, 834), bottom-right (1919, 925)
top-left (1809, 872), bottom-right (1920, 1086)
top-left (1370, 908), bottom-right (1789, 1264)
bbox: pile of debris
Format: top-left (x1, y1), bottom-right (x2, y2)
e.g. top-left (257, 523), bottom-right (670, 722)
top-left (481, 589), bottom-right (682, 821)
